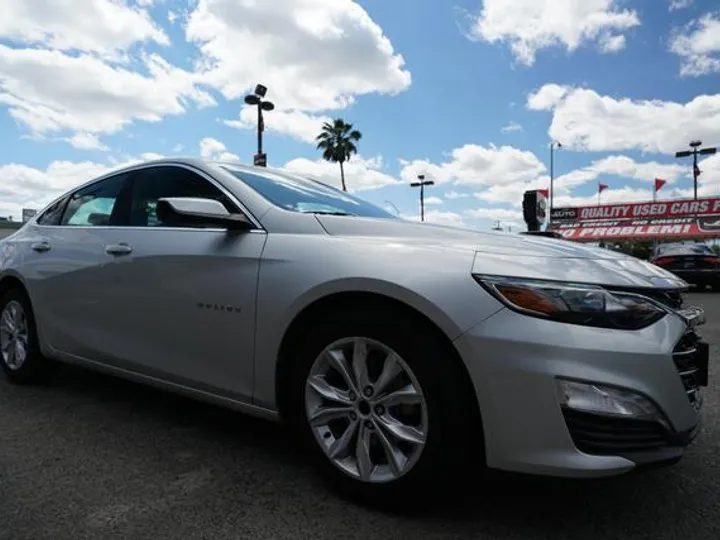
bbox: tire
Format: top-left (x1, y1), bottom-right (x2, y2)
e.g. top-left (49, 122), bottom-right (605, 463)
top-left (287, 306), bottom-right (481, 510)
top-left (0, 287), bottom-right (54, 384)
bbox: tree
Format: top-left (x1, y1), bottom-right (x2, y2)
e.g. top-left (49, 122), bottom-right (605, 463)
top-left (316, 118), bottom-right (362, 192)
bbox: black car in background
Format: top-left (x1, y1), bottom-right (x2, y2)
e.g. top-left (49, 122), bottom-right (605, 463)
top-left (651, 243), bottom-right (720, 290)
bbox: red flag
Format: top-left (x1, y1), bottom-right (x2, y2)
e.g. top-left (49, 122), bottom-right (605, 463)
top-left (654, 178), bottom-right (667, 192)
top-left (598, 183), bottom-right (609, 194)
top-left (694, 164), bottom-right (702, 177)
top-left (538, 188), bottom-right (549, 198)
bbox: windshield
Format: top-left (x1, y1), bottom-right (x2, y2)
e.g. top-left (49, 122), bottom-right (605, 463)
top-left (220, 166), bottom-right (396, 219)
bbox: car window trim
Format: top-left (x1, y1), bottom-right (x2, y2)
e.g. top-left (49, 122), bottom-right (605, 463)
top-left (35, 162), bottom-right (266, 232)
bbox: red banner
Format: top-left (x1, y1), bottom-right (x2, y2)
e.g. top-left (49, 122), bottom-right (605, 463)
top-left (550, 216), bottom-right (720, 241)
top-left (551, 197), bottom-right (720, 223)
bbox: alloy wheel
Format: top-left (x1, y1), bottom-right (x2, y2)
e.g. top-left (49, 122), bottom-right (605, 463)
top-left (0, 300), bottom-right (29, 371)
top-left (304, 337), bottom-right (428, 483)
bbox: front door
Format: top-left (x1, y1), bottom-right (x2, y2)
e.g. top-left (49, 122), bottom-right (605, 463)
top-left (97, 165), bottom-right (266, 401)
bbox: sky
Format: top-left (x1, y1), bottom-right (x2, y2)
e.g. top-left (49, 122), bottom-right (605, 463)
top-left (1, 0), bottom-right (720, 231)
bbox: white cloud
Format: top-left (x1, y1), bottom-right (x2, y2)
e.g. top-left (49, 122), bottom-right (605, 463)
top-left (0, 159), bottom-right (127, 219)
top-left (554, 155), bottom-right (688, 191)
top-left (669, 0), bottom-right (693, 12)
top-left (0, 46), bottom-right (215, 138)
top-left (226, 108), bottom-right (332, 144)
top-left (67, 132), bottom-right (109, 151)
top-left (402, 209), bottom-right (468, 228)
top-left (599, 33), bottom-right (626, 53)
top-left (283, 155), bottom-right (397, 192)
top-left (186, 0), bottom-right (410, 141)
top-left (670, 13), bottom-right (720, 76)
top-left (469, 0), bottom-right (640, 65)
top-left (501, 121), bottom-right (523, 133)
top-left (400, 144), bottom-right (547, 187)
top-left (528, 84), bottom-right (720, 155)
top-left (465, 207), bottom-right (523, 221)
top-left (199, 137), bottom-right (240, 161)
top-left (445, 190), bottom-right (470, 199)
top-left (424, 196), bottom-right (443, 205)
top-left (0, 0), bottom-right (168, 58)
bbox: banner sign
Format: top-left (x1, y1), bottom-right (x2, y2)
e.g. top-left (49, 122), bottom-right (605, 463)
top-left (551, 216), bottom-right (720, 241)
top-left (547, 196), bottom-right (720, 241)
top-left (551, 197), bottom-right (720, 223)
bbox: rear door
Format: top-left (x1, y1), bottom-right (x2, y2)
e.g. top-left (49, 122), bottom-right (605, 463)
top-left (94, 165), bottom-right (267, 401)
top-left (25, 172), bottom-right (135, 359)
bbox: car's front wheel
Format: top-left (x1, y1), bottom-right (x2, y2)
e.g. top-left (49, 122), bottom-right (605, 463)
top-left (288, 307), bottom-right (480, 508)
top-left (0, 287), bottom-right (53, 384)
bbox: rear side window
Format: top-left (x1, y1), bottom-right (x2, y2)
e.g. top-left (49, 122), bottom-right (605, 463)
top-left (36, 196), bottom-right (69, 226)
top-left (61, 173), bottom-right (130, 226)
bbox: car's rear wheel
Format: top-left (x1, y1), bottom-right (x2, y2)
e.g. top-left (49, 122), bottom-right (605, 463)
top-left (0, 288), bottom-right (53, 384)
top-left (288, 307), bottom-right (480, 509)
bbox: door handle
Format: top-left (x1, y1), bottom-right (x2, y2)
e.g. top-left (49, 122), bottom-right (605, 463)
top-left (105, 243), bottom-right (133, 256)
top-left (31, 241), bottom-right (51, 253)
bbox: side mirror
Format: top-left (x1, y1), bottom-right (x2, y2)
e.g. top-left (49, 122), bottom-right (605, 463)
top-left (156, 197), bottom-right (254, 231)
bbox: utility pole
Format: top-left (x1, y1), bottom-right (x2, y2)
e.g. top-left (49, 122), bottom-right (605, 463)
top-left (675, 140), bottom-right (717, 199)
top-left (410, 174), bottom-right (434, 222)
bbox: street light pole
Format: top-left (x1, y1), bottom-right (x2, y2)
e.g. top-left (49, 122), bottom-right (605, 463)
top-left (244, 84), bottom-right (275, 167)
top-left (549, 141), bottom-right (562, 216)
top-left (675, 140), bottom-right (717, 199)
top-left (410, 174), bottom-right (435, 222)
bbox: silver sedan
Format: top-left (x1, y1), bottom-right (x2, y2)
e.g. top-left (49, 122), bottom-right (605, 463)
top-left (0, 158), bottom-right (709, 507)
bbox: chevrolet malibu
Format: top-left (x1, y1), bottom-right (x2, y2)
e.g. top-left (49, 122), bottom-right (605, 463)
top-left (0, 159), bottom-right (709, 506)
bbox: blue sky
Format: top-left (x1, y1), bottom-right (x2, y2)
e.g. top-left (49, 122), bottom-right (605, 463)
top-left (1, 0), bottom-right (720, 231)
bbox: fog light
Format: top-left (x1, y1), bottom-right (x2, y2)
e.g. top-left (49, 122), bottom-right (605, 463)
top-left (555, 379), bottom-right (662, 421)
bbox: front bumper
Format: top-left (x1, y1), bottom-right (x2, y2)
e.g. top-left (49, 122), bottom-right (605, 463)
top-left (454, 307), bottom-right (705, 478)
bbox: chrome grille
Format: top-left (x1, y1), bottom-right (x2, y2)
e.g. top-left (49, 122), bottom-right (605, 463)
top-left (673, 329), bottom-right (703, 411)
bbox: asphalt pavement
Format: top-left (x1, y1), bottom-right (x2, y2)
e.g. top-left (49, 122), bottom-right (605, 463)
top-left (2, 293), bottom-right (720, 540)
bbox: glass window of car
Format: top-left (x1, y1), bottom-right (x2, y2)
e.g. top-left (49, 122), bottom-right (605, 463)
top-left (36, 196), bottom-right (70, 226)
top-left (219, 165), bottom-right (396, 219)
top-left (61, 173), bottom-right (130, 226)
top-left (129, 166), bottom-right (238, 227)
top-left (655, 243), bottom-right (714, 256)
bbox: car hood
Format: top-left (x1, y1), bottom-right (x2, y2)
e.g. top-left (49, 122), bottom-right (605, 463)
top-left (316, 216), bottom-right (688, 290)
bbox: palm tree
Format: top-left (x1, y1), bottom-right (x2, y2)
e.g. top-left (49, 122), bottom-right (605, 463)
top-left (316, 118), bottom-right (362, 192)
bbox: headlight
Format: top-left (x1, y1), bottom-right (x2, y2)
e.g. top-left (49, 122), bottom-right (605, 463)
top-left (474, 275), bottom-right (667, 330)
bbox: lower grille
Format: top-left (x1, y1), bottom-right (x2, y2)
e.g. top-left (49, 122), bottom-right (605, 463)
top-left (562, 409), bottom-right (670, 455)
top-left (673, 329), bottom-right (703, 411)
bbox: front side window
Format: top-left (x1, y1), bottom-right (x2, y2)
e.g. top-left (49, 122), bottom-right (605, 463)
top-left (219, 165), bottom-right (396, 219)
top-left (61, 173), bottom-right (130, 226)
top-left (129, 166), bottom-right (238, 228)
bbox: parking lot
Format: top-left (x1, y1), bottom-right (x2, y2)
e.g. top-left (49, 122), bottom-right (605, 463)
top-left (1, 293), bottom-right (719, 540)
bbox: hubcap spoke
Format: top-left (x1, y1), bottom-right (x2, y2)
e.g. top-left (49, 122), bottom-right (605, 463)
top-left (326, 349), bottom-right (358, 394)
top-left (355, 424), bottom-right (373, 481)
top-left (0, 309), bottom-right (15, 333)
top-left (352, 338), bottom-right (370, 390)
top-left (374, 352), bottom-right (403, 397)
top-left (375, 414), bottom-right (426, 445)
top-left (374, 420), bottom-right (405, 477)
top-left (328, 420), bottom-right (358, 460)
top-left (376, 384), bottom-right (422, 407)
top-left (307, 375), bottom-right (352, 405)
top-left (308, 405), bottom-right (354, 426)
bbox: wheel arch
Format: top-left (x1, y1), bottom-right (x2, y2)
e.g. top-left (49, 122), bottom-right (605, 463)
top-left (274, 290), bottom-right (483, 444)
